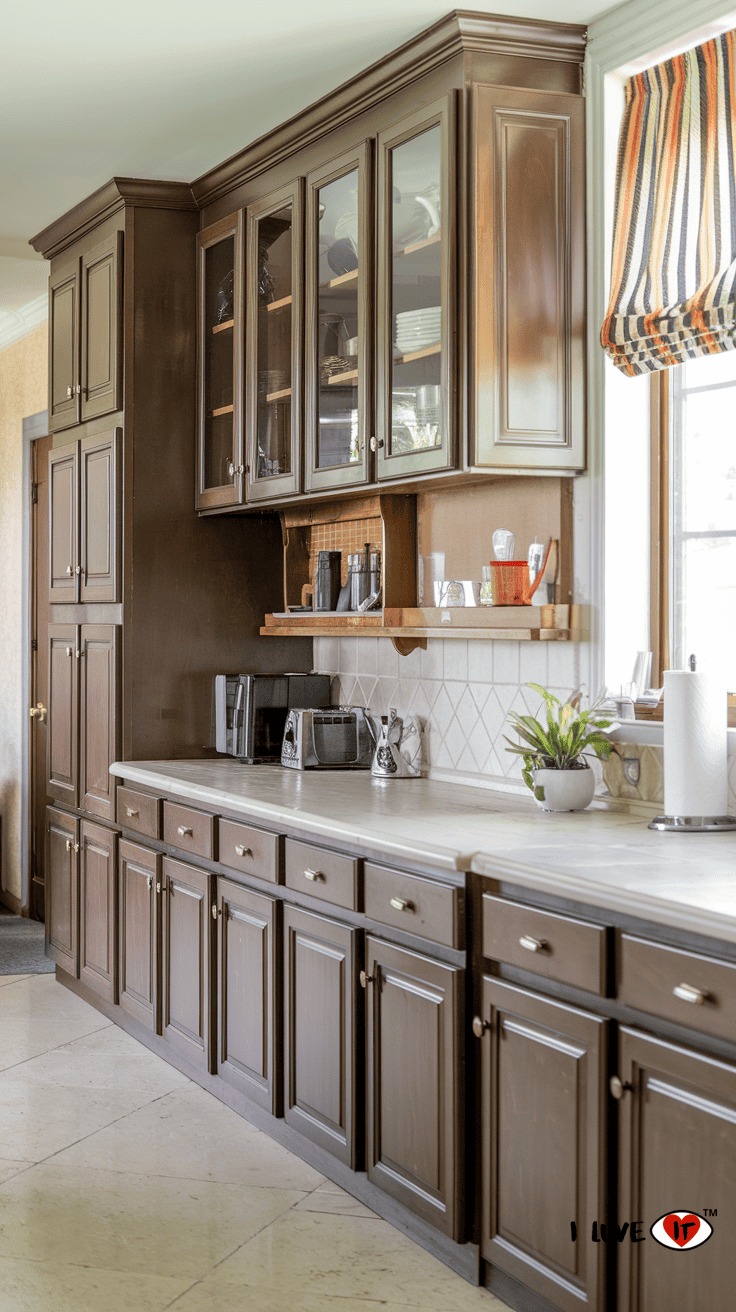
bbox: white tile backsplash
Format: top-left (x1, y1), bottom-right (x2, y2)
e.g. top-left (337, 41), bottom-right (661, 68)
top-left (314, 635), bottom-right (580, 788)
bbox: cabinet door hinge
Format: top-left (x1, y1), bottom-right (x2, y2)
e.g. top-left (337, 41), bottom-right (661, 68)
top-left (31, 482), bottom-right (38, 504)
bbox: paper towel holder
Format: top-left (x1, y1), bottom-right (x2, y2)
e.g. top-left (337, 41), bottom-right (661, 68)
top-left (648, 814), bottom-right (736, 832)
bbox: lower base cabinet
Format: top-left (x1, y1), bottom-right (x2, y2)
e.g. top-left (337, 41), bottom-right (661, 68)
top-left (217, 878), bottom-right (279, 1115)
top-left (479, 977), bottom-right (607, 1312)
top-left (365, 936), bottom-right (463, 1240)
top-left (283, 904), bottom-right (359, 1167)
top-left (616, 1027), bottom-right (736, 1312)
top-left (79, 819), bottom-right (116, 1003)
top-left (161, 858), bottom-right (213, 1074)
top-left (118, 839), bottom-right (160, 1030)
top-left (45, 806), bottom-right (79, 975)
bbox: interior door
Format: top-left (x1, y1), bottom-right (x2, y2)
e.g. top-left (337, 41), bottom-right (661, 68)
top-left (79, 819), bottom-right (116, 1003)
top-left (30, 435), bottom-right (52, 920)
top-left (47, 624), bottom-right (78, 807)
top-left (48, 257), bottom-right (80, 432)
top-left (80, 232), bottom-right (122, 422)
top-left (79, 429), bottom-right (120, 603)
top-left (78, 624), bottom-right (119, 821)
top-left (48, 440), bottom-right (78, 604)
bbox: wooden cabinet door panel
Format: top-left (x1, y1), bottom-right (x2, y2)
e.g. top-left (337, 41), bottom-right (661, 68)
top-left (80, 428), bottom-right (120, 603)
top-left (45, 806), bottom-right (78, 975)
top-left (48, 443), bottom-right (78, 604)
top-left (283, 905), bottom-right (358, 1166)
top-left (47, 624), bottom-right (78, 807)
top-left (48, 258), bottom-right (80, 432)
top-left (79, 819), bottom-right (116, 1003)
top-left (366, 936), bottom-right (462, 1238)
top-left (217, 878), bottom-right (278, 1113)
top-left (118, 839), bottom-right (159, 1031)
top-left (80, 233), bottom-right (122, 422)
top-left (162, 859), bottom-right (212, 1073)
top-left (480, 978), bottom-right (607, 1312)
top-left (617, 1027), bottom-right (736, 1312)
top-left (79, 625), bottom-right (119, 821)
top-left (474, 86), bottom-right (585, 471)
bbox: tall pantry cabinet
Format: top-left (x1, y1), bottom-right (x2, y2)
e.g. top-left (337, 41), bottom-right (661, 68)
top-left (33, 180), bottom-right (308, 995)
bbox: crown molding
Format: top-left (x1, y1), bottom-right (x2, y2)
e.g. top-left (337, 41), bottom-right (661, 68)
top-left (30, 177), bottom-right (197, 260)
top-left (192, 9), bottom-right (586, 210)
top-left (0, 294), bottom-right (47, 353)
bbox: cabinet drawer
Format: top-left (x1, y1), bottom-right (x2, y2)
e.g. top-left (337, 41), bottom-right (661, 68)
top-left (364, 863), bottom-right (460, 947)
top-left (284, 839), bottom-right (359, 911)
top-left (482, 894), bottom-right (607, 996)
top-left (163, 802), bottom-right (215, 860)
top-left (219, 819), bottom-right (282, 884)
top-left (117, 786), bottom-right (160, 839)
top-left (620, 934), bottom-right (736, 1041)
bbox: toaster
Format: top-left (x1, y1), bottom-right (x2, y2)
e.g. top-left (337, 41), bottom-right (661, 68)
top-left (281, 706), bottom-right (373, 770)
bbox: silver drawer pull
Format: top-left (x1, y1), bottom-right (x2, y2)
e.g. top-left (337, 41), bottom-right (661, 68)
top-left (673, 982), bottom-right (709, 1005)
top-left (390, 897), bottom-right (414, 913)
top-left (177, 825), bottom-right (193, 837)
top-left (304, 868), bottom-right (325, 882)
top-left (126, 807), bottom-right (139, 818)
top-left (235, 845), bottom-right (253, 858)
top-left (519, 935), bottom-right (546, 953)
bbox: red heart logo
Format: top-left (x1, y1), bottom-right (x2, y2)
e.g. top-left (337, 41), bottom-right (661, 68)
top-left (663, 1213), bottom-right (701, 1247)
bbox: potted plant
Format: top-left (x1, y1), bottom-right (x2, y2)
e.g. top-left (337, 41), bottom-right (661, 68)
top-left (503, 684), bottom-right (614, 811)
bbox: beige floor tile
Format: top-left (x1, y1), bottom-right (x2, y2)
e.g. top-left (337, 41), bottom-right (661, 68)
top-left (0, 976), bottom-right (111, 1071)
top-left (53, 1082), bottom-right (325, 1190)
top-left (204, 1210), bottom-right (497, 1309)
top-left (0, 1076), bottom-right (156, 1161)
top-left (0, 1157), bottom-right (34, 1184)
top-left (169, 1282), bottom-right (449, 1312)
top-left (295, 1181), bottom-right (376, 1218)
top-left (0, 1256), bottom-right (195, 1312)
top-left (0, 975), bottom-right (26, 987)
top-left (0, 1162), bottom-right (304, 1279)
top-left (6, 1024), bottom-right (191, 1097)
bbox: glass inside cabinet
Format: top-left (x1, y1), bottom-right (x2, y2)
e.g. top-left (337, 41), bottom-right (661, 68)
top-left (377, 99), bottom-right (454, 480)
top-left (305, 145), bottom-right (370, 492)
top-left (196, 213), bottom-right (244, 510)
top-left (246, 182), bottom-right (302, 500)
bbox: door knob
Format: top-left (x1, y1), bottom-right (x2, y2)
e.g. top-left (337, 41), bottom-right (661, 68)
top-left (609, 1075), bottom-right (633, 1100)
top-left (29, 703), bottom-right (47, 723)
top-left (472, 1016), bottom-right (491, 1038)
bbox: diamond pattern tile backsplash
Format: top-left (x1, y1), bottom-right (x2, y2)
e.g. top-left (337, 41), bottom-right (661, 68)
top-left (314, 636), bottom-right (736, 809)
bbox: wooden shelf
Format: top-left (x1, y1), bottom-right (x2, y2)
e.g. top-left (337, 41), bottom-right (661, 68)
top-left (211, 404), bottom-right (234, 417)
top-left (326, 368), bottom-right (359, 386)
top-left (395, 231), bottom-right (442, 259)
top-left (266, 295), bottom-right (292, 313)
top-left (211, 319), bottom-right (234, 334)
top-left (261, 604), bottom-right (571, 643)
top-left (394, 342), bottom-right (441, 365)
top-left (266, 386), bottom-right (292, 403)
top-left (319, 269), bottom-right (359, 291)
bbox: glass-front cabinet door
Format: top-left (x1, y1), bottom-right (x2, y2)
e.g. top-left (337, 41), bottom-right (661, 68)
top-left (196, 213), bottom-right (244, 510)
top-left (376, 97), bottom-right (455, 480)
top-left (305, 144), bottom-right (371, 492)
top-left (246, 182), bottom-right (303, 501)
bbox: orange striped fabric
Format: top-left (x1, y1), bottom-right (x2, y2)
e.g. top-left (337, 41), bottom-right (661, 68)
top-left (601, 31), bottom-right (736, 375)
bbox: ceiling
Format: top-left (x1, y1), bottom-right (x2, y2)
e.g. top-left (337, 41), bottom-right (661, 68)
top-left (0, 0), bottom-right (620, 329)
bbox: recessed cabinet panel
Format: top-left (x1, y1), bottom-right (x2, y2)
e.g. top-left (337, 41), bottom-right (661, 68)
top-left (45, 806), bottom-right (79, 974)
top-left (305, 145), bottom-right (372, 492)
top-left (118, 840), bottom-right (159, 1031)
top-left (48, 444), bottom-right (78, 603)
top-left (246, 181), bottom-right (303, 501)
top-left (197, 213), bottom-right (245, 510)
top-left (162, 859), bottom-right (212, 1073)
top-left (366, 937), bottom-right (462, 1238)
top-left (474, 85), bottom-right (585, 470)
top-left (47, 624), bottom-right (78, 807)
top-left (48, 259), bottom-right (80, 432)
top-left (79, 429), bottom-right (120, 603)
top-left (480, 978), bottom-right (606, 1312)
top-left (80, 234), bottom-right (122, 422)
top-left (617, 1028), bottom-right (736, 1312)
top-left (217, 878), bottom-right (278, 1113)
top-left (79, 625), bottom-right (119, 822)
top-left (79, 819), bottom-right (116, 1003)
top-left (376, 97), bottom-right (455, 481)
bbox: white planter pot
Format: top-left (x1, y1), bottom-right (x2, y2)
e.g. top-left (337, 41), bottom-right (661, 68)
top-left (532, 766), bottom-right (595, 812)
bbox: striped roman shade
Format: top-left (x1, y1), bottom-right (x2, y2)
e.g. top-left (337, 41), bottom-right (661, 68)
top-left (601, 31), bottom-right (736, 376)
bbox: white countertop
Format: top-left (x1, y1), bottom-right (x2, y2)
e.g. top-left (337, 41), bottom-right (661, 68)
top-left (110, 760), bottom-right (736, 945)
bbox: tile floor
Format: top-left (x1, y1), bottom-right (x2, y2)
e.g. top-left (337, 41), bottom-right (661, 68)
top-left (0, 974), bottom-right (509, 1312)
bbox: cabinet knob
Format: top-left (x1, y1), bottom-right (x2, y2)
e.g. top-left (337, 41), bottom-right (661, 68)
top-left (304, 868), bottom-right (325, 882)
top-left (29, 703), bottom-right (47, 723)
top-left (176, 825), bottom-right (193, 837)
top-left (234, 845), bottom-right (253, 858)
top-left (125, 807), bottom-right (139, 818)
top-left (66, 565), bottom-right (73, 576)
top-left (65, 647), bottom-right (72, 657)
top-left (156, 881), bottom-right (162, 894)
top-left (212, 904), bottom-right (221, 920)
top-left (75, 565), bottom-right (82, 575)
top-left (146, 875), bottom-right (153, 891)
top-left (65, 838), bottom-right (72, 852)
top-left (369, 436), bottom-right (384, 452)
top-left (609, 1075), bottom-right (633, 1100)
top-left (359, 969), bottom-right (374, 988)
top-left (519, 935), bottom-right (546, 953)
top-left (472, 1016), bottom-right (491, 1039)
top-left (389, 897), bottom-right (414, 913)
top-left (673, 982), bottom-right (709, 1005)
top-left (66, 385), bottom-right (74, 399)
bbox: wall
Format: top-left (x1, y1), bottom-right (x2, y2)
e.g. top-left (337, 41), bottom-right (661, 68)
top-left (0, 324), bottom-right (47, 907)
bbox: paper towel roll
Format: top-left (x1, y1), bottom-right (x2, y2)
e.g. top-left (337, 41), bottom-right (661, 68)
top-left (663, 671), bottom-right (728, 817)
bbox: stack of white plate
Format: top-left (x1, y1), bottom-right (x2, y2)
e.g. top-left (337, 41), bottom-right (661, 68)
top-left (395, 306), bottom-right (441, 354)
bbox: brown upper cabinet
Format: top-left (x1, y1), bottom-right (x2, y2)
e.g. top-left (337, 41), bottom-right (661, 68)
top-left (48, 232), bottom-right (122, 433)
top-left (473, 86), bottom-right (585, 471)
top-left (196, 211), bottom-right (245, 510)
top-left (49, 428), bottom-right (121, 605)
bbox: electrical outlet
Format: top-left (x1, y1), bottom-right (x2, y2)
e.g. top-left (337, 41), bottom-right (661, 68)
top-left (623, 757), bottom-right (640, 786)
